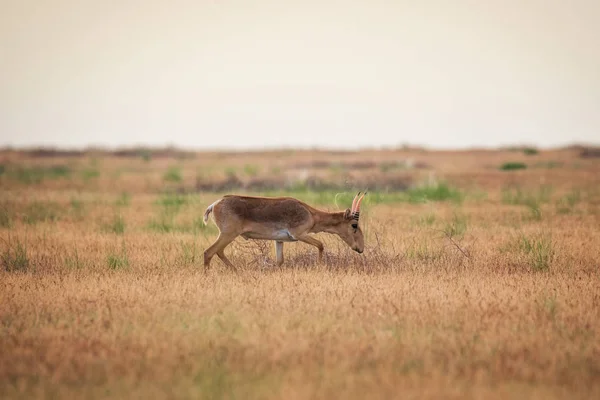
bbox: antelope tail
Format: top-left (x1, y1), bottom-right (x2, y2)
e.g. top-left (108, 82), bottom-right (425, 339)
top-left (203, 200), bottom-right (219, 225)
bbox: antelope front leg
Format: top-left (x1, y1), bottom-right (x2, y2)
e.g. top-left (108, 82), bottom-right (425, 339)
top-left (297, 235), bottom-right (324, 263)
top-left (275, 241), bottom-right (284, 266)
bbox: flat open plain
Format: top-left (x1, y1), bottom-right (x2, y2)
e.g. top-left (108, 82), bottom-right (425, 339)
top-left (1, 147), bottom-right (599, 399)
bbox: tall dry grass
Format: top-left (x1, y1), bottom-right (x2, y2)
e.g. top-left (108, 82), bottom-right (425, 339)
top-left (1, 148), bottom-right (599, 399)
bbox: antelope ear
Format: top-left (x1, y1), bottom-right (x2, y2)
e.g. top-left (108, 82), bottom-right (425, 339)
top-left (344, 208), bottom-right (353, 220)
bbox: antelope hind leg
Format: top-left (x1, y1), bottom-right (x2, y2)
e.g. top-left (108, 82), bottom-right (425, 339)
top-left (204, 232), bottom-right (238, 269)
top-left (275, 241), bottom-right (284, 266)
top-left (217, 249), bottom-right (237, 271)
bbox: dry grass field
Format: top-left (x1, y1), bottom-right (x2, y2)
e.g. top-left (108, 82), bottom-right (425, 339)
top-left (1, 146), bottom-right (599, 399)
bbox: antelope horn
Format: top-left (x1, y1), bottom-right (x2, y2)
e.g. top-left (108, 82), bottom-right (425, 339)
top-left (351, 191), bottom-right (361, 214)
top-left (353, 192), bottom-right (367, 220)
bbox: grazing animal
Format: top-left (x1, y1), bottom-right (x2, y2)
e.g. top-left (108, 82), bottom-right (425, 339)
top-left (202, 192), bottom-right (367, 269)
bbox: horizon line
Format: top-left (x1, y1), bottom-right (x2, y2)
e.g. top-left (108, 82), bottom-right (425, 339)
top-left (1, 141), bottom-right (599, 153)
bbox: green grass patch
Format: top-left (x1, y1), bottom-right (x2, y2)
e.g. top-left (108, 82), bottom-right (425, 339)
top-left (8, 165), bottom-right (71, 184)
top-left (224, 167), bottom-right (237, 179)
top-left (148, 213), bottom-right (218, 235)
top-left (405, 241), bottom-right (443, 262)
top-left (328, 162), bottom-right (345, 174)
top-left (2, 238), bottom-right (29, 272)
top-left (69, 197), bottom-right (86, 220)
top-left (164, 166), bottom-right (183, 183)
top-left (252, 183), bottom-right (463, 207)
top-left (139, 149), bottom-right (152, 162)
top-left (106, 214), bottom-right (126, 235)
top-left (412, 212), bottom-right (436, 227)
top-left (107, 242), bottom-right (129, 270)
top-left (522, 147), bottom-right (539, 155)
top-left (23, 201), bottom-right (61, 224)
top-left (81, 167), bottom-right (100, 181)
top-left (115, 192), bottom-right (131, 207)
top-left (155, 193), bottom-right (190, 213)
top-left (556, 189), bottom-right (581, 214)
top-left (500, 162), bottom-right (527, 171)
top-left (379, 162), bottom-right (405, 173)
top-left (243, 164), bottom-right (260, 177)
top-left (177, 241), bottom-right (202, 267)
top-left (534, 161), bottom-right (563, 169)
top-left (148, 192), bottom-right (215, 234)
top-left (443, 213), bottom-right (468, 238)
top-left (0, 205), bottom-right (13, 228)
top-left (502, 233), bottom-right (554, 271)
top-left (517, 234), bottom-right (554, 271)
top-left (148, 215), bottom-right (176, 233)
top-left (148, 193), bottom-right (193, 233)
top-left (502, 185), bottom-right (553, 206)
top-left (525, 201), bottom-right (542, 221)
top-left (502, 186), bottom-right (553, 221)
top-left (405, 182), bottom-right (463, 204)
top-left (190, 216), bottom-right (219, 235)
top-left (65, 248), bottom-right (85, 269)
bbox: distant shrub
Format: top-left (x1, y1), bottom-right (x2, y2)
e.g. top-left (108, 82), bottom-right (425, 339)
top-left (81, 168), bottom-right (100, 181)
top-left (523, 147), bottom-right (539, 155)
top-left (224, 167), bottom-right (237, 179)
top-left (139, 149), bottom-right (152, 162)
top-left (500, 162), bottom-right (527, 171)
top-left (243, 164), bottom-right (260, 177)
top-left (164, 166), bottom-right (182, 183)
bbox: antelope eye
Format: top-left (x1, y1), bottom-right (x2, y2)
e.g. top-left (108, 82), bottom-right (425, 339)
top-left (351, 223), bottom-right (358, 229)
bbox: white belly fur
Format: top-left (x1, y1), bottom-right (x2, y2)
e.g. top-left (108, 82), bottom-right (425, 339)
top-left (242, 229), bottom-right (298, 242)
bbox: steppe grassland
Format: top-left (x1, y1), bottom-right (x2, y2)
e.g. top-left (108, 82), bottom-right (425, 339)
top-left (1, 148), bottom-right (599, 399)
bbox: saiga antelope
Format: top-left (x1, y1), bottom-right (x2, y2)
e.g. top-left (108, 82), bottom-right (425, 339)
top-left (202, 192), bottom-right (367, 268)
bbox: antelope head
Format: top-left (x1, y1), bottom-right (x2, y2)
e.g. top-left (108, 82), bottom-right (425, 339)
top-left (337, 192), bottom-right (366, 254)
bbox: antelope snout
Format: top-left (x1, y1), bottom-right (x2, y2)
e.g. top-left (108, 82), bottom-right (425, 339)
top-left (354, 248), bottom-right (364, 254)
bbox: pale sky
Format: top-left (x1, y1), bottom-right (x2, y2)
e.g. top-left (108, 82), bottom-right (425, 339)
top-left (1, 0), bottom-right (599, 150)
